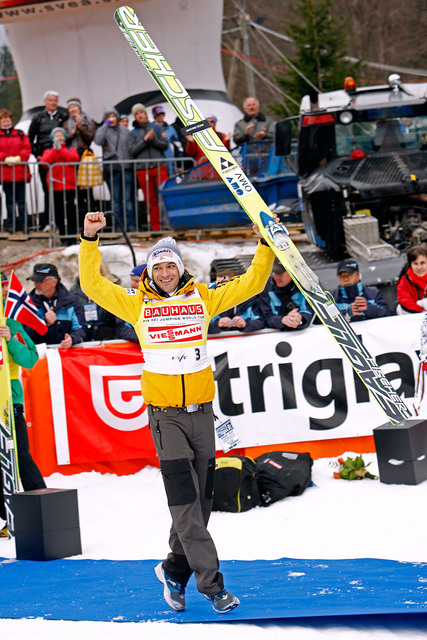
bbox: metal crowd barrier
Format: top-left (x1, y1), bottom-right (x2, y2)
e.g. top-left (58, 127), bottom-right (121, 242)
top-left (0, 156), bottom-right (196, 245)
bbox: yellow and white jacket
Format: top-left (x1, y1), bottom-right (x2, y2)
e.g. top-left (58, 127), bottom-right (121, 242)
top-left (79, 237), bottom-right (275, 407)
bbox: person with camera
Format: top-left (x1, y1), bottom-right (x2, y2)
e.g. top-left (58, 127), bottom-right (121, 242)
top-left (333, 258), bottom-right (391, 322)
top-left (258, 259), bottom-right (314, 330)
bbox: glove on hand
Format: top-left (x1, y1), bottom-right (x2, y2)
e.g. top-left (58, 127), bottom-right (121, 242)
top-left (416, 298), bottom-right (427, 310)
top-left (5, 155), bottom-right (20, 164)
top-left (53, 140), bottom-right (62, 151)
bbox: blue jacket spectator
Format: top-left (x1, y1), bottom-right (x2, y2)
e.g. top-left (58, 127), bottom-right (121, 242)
top-left (333, 258), bottom-right (392, 322)
top-left (26, 263), bottom-right (88, 347)
top-left (208, 296), bottom-right (265, 334)
top-left (259, 260), bottom-right (314, 331)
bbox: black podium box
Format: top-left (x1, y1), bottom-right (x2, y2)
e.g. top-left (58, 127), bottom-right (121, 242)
top-left (11, 488), bottom-right (82, 561)
top-left (373, 419), bottom-right (427, 485)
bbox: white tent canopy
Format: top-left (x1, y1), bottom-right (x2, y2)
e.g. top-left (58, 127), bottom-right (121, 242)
top-left (4, 0), bottom-right (241, 130)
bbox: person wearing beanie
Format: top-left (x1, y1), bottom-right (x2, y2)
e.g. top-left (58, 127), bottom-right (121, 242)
top-left (79, 211), bottom-right (277, 614)
top-left (0, 108), bottom-right (32, 233)
top-left (27, 90), bottom-right (69, 230)
top-left (0, 272), bottom-right (46, 538)
top-left (130, 263), bottom-right (147, 288)
top-left (40, 127), bottom-right (79, 245)
top-left (333, 258), bottom-right (391, 322)
top-left (94, 107), bottom-right (136, 231)
top-left (63, 97), bottom-right (98, 225)
top-left (151, 105), bottom-right (179, 161)
top-left (64, 97), bottom-right (96, 158)
top-left (131, 103), bottom-right (146, 116)
top-left (128, 102), bottom-right (168, 232)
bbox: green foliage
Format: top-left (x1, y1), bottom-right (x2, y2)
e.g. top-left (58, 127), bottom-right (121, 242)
top-left (0, 45), bottom-right (22, 122)
top-left (273, 0), bottom-right (360, 117)
top-left (334, 455), bottom-right (378, 480)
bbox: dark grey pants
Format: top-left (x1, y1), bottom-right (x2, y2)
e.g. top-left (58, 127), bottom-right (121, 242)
top-left (148, 403), bottom-right (223, 595)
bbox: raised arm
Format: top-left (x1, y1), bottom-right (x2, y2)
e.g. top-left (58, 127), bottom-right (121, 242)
top-left (83, 211), bottom-right (107, 237)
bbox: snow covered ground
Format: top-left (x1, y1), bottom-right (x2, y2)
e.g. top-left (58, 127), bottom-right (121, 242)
top-left (1, 453), bottom-right (427, 639)
top-left (1, 237), bottom-right (427, 637)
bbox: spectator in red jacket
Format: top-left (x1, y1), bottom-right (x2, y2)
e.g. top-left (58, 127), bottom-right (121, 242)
top-left (0, 109), bottom-right (32, 233)
top-left (41, 127), bottom-right (79, 245)
top-left (397, 244), bottom-right (427, 313)
top-left (185, 113), bottom-right (231, 179)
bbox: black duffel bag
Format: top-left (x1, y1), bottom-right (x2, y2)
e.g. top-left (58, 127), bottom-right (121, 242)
top-left (213, 455), bottom-right (260, 512)
top-left (255, 451), bottom-right (313, 506)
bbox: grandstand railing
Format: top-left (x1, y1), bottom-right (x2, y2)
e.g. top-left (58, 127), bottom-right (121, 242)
top-left (0, 156), bottom-right (196, 245)
top-left (0, 140), bottom-right (297, 245)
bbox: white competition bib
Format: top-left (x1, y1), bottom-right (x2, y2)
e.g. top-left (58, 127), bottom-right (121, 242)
top-left (135, 290), bottom-right (211, 374)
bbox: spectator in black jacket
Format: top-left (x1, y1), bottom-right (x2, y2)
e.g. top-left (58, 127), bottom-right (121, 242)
top-left (70, 261), bottom-right (121, 341)
top-left (26, 263), bottom-right (88, 347)
top-left (258, 260), bottom-right (314, 331)
top-left (27, 90), bottom-right (69, 230)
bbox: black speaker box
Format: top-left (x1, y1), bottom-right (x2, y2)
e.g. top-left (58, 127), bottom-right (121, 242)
top-left (373, 419), bottom-right (427, 485)
top-left (11, 488), bottom-right (82, 561)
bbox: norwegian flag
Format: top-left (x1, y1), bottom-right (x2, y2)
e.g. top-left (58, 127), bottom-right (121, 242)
top-left (4, 272), bottom-right (48, 335)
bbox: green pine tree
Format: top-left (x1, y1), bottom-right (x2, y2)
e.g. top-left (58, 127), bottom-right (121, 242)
top-left (0, 44), bottom-right (22, 121)
top-left (274, 0), bottom-right (359, 117)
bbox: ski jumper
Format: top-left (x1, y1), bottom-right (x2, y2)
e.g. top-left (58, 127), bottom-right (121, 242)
top-left (79, 235), bottom-right (274, 595)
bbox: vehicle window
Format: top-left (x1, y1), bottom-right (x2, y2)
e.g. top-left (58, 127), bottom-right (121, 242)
top-left (335, 116), bottom-right (427, 156)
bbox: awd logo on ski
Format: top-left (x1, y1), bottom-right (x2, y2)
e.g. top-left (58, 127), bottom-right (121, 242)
top-left (219, 157), bottom-right (235, 173)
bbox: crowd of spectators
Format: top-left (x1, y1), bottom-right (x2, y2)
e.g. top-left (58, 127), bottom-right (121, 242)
top-left (2, 90), bottom-right (422, 332)
top-left (11, 240), bottom-right (423, 349)
top-left (1, 91), bottom-right (276, 237)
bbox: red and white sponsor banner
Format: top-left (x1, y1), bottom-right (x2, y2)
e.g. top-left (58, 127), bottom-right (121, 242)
top-left (46, 315), bottom-right (423, 466)
top-left (46, 344), bottom-right (155, 465)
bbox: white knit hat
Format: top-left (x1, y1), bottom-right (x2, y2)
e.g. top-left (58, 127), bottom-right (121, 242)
top-left (146, 237), bottom-right (184, 279)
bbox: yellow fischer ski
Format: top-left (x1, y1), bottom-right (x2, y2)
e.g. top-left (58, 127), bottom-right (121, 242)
top-left (114, 5), bottom-right (412, 425)
top-left (0, 282), bottom-right (20, 536)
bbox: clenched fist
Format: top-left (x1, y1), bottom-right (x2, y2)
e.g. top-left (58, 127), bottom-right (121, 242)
top-left (84, 212), bottom-right (107, 238)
